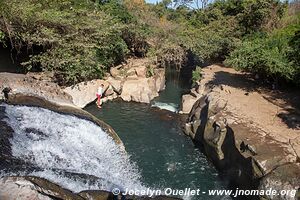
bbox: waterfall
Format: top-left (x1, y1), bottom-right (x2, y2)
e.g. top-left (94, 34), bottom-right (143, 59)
top-left (151, 101), bottom-right (179, 113)
top-left (0, 103), bottom-right (145, 192)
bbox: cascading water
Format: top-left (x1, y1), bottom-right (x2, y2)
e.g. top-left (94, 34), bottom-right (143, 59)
top-left (151, 101), bottom-right (179, 113)
top-left (0, 103), bottom-right (145, 192)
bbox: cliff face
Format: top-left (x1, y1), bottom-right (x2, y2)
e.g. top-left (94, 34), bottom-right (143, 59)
top-left (183, 65), bottom-right (300, 200)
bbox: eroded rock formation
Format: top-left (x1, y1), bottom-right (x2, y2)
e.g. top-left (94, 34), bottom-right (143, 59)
top-left (62, 58), bottom-right (165, 107)
top-left (183, 65), bottom-right (300, 200)
top-left (110, 58), bottom-right (165, 103)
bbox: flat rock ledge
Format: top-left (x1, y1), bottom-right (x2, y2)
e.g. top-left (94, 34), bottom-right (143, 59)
top-left (0, 176), bottom-right (181, 200)
top-left (183, 65), bottom-right (300, 200)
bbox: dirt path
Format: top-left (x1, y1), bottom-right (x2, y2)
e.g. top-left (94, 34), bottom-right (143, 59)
top-left (200, 65), bottom-right (300, 156)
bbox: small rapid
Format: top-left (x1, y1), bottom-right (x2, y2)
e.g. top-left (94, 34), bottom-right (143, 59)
top-left (151, 101), bottom-right (179, 113)
top-left (0, 103), bottom-right (145, 192)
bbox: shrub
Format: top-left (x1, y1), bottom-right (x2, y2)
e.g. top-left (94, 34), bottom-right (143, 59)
top-left (0, 30), bottom-right (5, 45)
top-left (225, 33), bottom-right (297, 84)
top-left (146, 65), bottom-right (155, 78)
top-left (192, 66), bottom-right (202, 83)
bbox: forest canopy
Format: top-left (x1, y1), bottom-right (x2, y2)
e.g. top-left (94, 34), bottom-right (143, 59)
top-left (0, 0), bottom-right (299, 86)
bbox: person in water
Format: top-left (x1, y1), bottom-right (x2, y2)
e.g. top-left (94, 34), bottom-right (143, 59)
top-left (96, 84), bottom-right (104, 108)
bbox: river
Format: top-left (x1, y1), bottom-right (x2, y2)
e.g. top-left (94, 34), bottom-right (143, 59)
top-left (85, 67), bottom-right (229, 200)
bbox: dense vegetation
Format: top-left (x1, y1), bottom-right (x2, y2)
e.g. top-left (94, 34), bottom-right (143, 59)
top-left (225, 2), bottom-right (300, 86)
top-left (0, 0), bottom-right (149, 85)
top-left (0, 0), bottom-right (299, 86)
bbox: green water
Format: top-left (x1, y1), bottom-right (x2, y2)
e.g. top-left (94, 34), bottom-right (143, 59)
top-left (85, 68), bottom-right (228, 200)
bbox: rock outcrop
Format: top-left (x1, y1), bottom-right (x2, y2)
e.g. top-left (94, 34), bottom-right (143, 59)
top-left (106, 77), bottom-right (123, 94)
top-left (183, 65), bottom-right (300, 200)
top-left (110, 58), bottom-right (165, 104)
top-left (181, 86), bottom-right (202, 114)
top-left (63, 58), bottom-right (165, 106)
top-left (0, 73), bottom-right (73, 106)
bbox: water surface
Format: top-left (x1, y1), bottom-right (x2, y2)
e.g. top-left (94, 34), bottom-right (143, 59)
top-left (85, 67), bottom-right (227, 199)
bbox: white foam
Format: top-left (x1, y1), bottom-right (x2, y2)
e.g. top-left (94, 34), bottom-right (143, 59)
top-left (1, 104), bottom-right (145, 192)
top-left (151, 102), bottom-right (178, 113)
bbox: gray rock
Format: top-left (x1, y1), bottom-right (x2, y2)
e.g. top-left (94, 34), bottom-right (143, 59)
top-left (0, 176), bottom-right (83, 200)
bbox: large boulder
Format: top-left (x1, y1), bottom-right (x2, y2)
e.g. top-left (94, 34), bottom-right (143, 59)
top-left (104, 85), bottom-right (115, 97)
top-left (120, 78), bottom-right (158, 103)
top-left (78, 190), bottom-right (113, 200)
top-left (110, 67), bottom-right (120, 78)
top-left (63, 80), bottom-right (109, 108)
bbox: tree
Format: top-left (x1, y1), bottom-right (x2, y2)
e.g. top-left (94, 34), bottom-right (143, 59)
top-left (173, 0), bottom-right (210, 9)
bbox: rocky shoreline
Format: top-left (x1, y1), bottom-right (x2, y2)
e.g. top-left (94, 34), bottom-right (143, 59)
top-left (0, 176), bottom-right (180, 200)
top-left (0, 58), bottom-right (177, 200)
top-left (182, 65), bottom-right (300, 200)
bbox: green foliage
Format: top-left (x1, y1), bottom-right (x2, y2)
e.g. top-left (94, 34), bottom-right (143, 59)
top-left (289, 30), bottom-right (300, 68)
top-left (0, 0), bottom-right (132, 85)
top-left (0, 0), bottom-right (298, 88)
top-left (178, 16), bottom-right (241, 63)
top-left (210, 0), bottom-right (287, 34)
top-left (0, 30), bottom-right (5, 44)
top-left (225, 33), bottom-right (298, 84)
top-left (192, 66), bottom-right (202, 83)
top-left (98, 0), bottom-right (135, 23)
top-left (146, 65), bottom-right (155, 78)
top-left (226, 10), bottom-right (300, 85)
top-left (237, 0), bottom-right (287, 34)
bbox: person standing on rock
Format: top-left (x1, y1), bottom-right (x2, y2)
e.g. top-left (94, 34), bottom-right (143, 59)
top-left (96, 84), bottom-right (104, 108)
